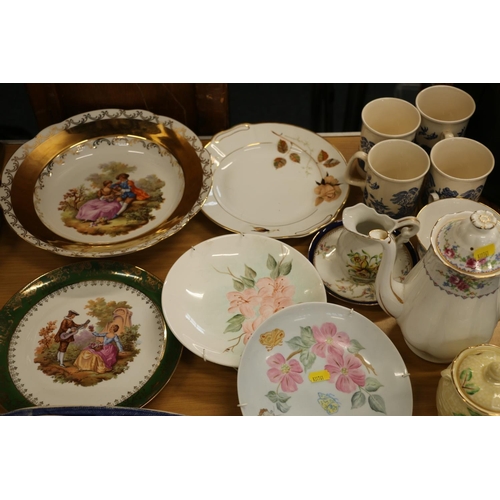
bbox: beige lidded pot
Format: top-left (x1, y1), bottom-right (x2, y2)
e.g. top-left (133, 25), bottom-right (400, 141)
top-left (436, 344), bottom-right (500, 416)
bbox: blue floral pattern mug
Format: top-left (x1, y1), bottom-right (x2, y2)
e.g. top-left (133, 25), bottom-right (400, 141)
top-left (357, 97), bottom-right (421, 172)
top-left (415, 85), bottom-right (475, 151)
top-left (346, 139), bottom-right (430, 219)
top-left (425, 137), bottom-right (494, 204)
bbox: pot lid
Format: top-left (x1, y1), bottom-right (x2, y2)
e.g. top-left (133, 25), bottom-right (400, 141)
top-left (432, 210), bottom-right (500, 278)
top-left (452, 344), bottom-right (500, 415)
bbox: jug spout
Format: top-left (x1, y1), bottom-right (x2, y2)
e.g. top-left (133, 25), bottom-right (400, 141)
top-left (343, 203), bottom-right (420, 247)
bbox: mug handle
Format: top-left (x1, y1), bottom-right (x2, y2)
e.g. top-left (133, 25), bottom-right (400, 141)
top-left (442, 130), bottom-right (454, 140)
top-left (345, 151), bottom-right (368, 188)
top-left (428, 191), bottom-right (440, 203)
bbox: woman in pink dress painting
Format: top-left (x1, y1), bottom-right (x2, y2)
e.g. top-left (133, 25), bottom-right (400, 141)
top-left (75, 180), bottom-right (122, 224)
top-left (74, 324), bottom-right (124, 374)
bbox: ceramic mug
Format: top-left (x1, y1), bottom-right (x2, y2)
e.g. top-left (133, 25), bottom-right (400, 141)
top-left (346, 139), bottom-right (430, 218)
top-left (358, 97), bottom-right (421, 171)
top-left (425, 137), bottom-right (495, 203)
top-left (415, 85), bottom-right (476, 152)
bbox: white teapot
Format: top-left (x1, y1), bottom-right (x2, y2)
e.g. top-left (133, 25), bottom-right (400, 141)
top-left (343, 203), bottom-right (500, 363)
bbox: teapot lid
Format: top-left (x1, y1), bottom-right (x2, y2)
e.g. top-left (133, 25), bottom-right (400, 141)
top-left (432, 210), bottom-right (500, 278)
top-left (451, 344), bottom-right (500, 415)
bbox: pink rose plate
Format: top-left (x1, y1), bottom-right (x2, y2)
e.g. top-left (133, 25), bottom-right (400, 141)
top-left (161, 234), bottom-right (327, 367)
top-left (237, 302), bottom-right (413, 415)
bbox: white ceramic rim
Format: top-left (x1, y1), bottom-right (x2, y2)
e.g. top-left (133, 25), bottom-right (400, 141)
top-left (430, 137), bottom-right (495, 181)
top-left (416, 85), bottom-right (476, 124)
top-left (362, 97), bottom-right (421, 138)
top-left (366, 139), bottom-right (430, 182)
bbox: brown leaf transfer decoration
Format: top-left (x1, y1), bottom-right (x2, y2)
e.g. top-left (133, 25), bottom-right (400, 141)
top-left (324, 158), bottom-right (340, 168)
top-left (277, 139), bottom-right (288, 154)
top-left (318, 150), bottom-right (329, 162)
top-left (289, 153), bottom-right (301, 163)
top-left (274, 157), bottom-right (287, 169)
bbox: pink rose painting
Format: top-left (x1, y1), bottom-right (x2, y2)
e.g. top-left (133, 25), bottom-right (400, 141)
top-left (261, 320), bottom-right (387, 415)
top-left (218, 254), bottom-right (296, 353)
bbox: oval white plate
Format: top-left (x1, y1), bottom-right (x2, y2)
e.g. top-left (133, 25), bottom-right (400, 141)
top-left (161, 234), bottom-right (327, 367)
top-left (238, 302), bottom-right (412, 416)
top-left (203, 123), bottom-right (349, 238)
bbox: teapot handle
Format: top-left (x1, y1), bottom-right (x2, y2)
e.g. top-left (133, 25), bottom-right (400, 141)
top-left (392, 217), bottom-right (420, 246)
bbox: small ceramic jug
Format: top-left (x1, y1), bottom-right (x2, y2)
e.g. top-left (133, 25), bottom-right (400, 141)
top-left (336, 219), bottom-right (416, 285)
top-left (436, 344), bottom-right (500, 416)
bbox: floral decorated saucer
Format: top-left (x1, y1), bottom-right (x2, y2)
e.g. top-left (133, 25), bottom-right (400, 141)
top-left (161, 234), bottom-right (327, 368)
top-left (237, 302), bottom-right (412, 416)
top-left (308, 221), bottom-right (418, 306)
top-left (203, 123), bottom-right (349, 238)
top-left (0, 261), bottom-right (182, 412)
top-left (0, 109), bottom-right (211, 258)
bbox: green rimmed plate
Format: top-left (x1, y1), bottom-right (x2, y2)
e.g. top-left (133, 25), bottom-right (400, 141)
top-left (0, 261), bottom-right (182, 412)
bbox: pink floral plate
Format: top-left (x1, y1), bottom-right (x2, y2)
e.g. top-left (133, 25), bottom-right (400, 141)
top-left (237, 302), bottom-right (412, 415)
top-left (161, 234), bottom-right (327, 367)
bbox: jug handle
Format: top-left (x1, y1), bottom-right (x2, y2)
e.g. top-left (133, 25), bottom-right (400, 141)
top-left (392, 217), bottom-right (420, 246)
top-left (345, 151), bottom-right (368, 188)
